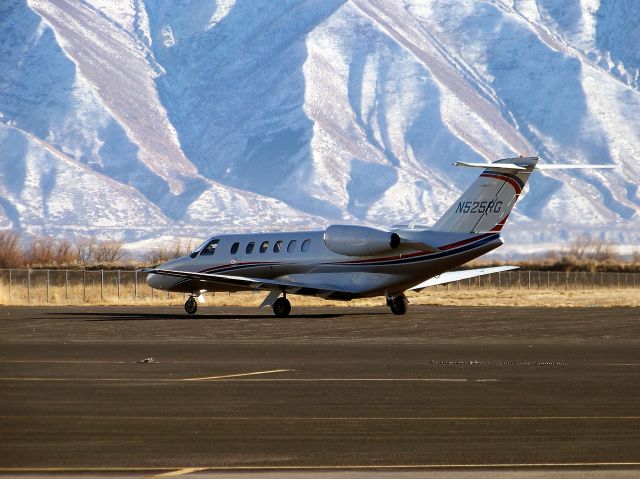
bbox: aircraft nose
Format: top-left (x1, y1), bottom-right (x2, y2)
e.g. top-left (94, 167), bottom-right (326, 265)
top-left (146, 272), bottom-right (170, 290)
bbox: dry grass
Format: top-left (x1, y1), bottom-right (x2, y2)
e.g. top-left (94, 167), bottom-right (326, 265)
top-left (2, 282), bottom-right (638, 308)
top-left (408, 289), bottom-right (640, 308)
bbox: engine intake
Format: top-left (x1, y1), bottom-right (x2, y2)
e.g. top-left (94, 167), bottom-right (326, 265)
top-left (324, 225), bottom-right (400, 257)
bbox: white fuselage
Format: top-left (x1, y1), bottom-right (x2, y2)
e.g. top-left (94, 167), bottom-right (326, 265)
top-left (146, 228), bottom-right (503, 300)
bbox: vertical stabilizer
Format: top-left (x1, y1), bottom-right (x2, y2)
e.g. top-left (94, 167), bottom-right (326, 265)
top-left (431, 157), bottom-right (538, 233)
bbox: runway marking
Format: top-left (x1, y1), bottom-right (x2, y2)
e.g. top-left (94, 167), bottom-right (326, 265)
top-left (3, 415), bottom-right (640, 421)
top-left (2, 462), bottom-right (640, 473)
top-left (182, 369), bottom-right (293, 381)
top-left (0, 360), bottom-right (129, 364)
top-left (0, 376), bottom-right (488, 382)
top-left (149, 467), bottom-right (208, 478)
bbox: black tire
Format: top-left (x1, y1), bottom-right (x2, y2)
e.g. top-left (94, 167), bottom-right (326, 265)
top-left (390, 296), bottom-right (408, 315)
top-left (184, 297), bottom-right (198, 315)
top-left (272, 297), bottom-right (291, 317)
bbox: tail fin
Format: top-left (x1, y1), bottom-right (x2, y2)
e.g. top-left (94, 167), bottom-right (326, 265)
top-left (431, 157), bottom-right (538, 233)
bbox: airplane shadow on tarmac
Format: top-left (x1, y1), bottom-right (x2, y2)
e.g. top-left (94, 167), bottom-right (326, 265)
top-left (50, 312), bottom-right (352, 321)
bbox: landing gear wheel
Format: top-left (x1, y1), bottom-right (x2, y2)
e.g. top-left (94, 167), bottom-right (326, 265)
top-left (184, 296), bottom-right (198, 315)
top-left (272, 297), bottom-right (291, 318)
top-left (389, 296), bottom-right (408, 315)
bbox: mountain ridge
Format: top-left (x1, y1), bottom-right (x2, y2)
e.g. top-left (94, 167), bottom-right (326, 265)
top-left (0, 0), bottom-right (637, 253)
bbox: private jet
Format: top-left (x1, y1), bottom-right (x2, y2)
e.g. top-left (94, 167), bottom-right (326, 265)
top-left (145, 157), bottom-right (613, 316)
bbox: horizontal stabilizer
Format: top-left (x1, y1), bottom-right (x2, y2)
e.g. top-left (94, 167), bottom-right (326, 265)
top-left (453, 161), bottom-right (616, 171)
top-left (453, 161), bottom-right (526, 170)
top-left (410, 265), bottom-right (519, 291)
top-left (535, 164), bottom-right (616, 170)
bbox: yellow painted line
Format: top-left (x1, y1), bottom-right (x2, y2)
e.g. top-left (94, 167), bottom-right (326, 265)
top-left (2, 463), bottom-right (640, 472)
top-left (149, 467), bottom-right (208, 478)
top-left (182, 369), bottom-right (293, 381)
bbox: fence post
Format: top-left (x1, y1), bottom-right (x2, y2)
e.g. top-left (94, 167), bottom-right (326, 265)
top-left (65, 270), bottom-right (69, 301)
top-left (27, 268), bottom-right (31, 303)
top-left (46, 269), bottom-right (49, 303)
top-left (83, 269), bottom-right (86, 302)
top-left (528, 271), bottom-right (531, 289)
top-left (134, 270), bottom-right (138, 299)
top-left (498, 271), bottom-right (501, 289)
top-left (101, 270), bottom-right (104, 302)
top-left (117, 270), bottom-right (120, 300)
top-left (8, 269), bottom-right (11, 299)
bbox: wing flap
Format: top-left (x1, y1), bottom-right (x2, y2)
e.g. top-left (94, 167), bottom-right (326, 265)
top-left (410, 266), bottom-right (519, 291)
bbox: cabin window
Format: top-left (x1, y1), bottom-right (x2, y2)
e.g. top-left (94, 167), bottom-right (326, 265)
top-left (200, 239), bottom-right (220, 256)
top-left (287, 240), bottom-right (297, 253)
top-left (230, 242), bottom-right (239, 254)
top-left (273, 240), bottom-right (283, 253)
top-left (301, 239), bottom-right (311, 252)
top-left (246, 242), bottom-right (255, 254)
top-left (259, 241), bottom-right (269, 253)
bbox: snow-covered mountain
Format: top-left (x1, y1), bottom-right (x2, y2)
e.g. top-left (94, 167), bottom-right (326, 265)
top-left (1, 0), bottom-right (638, 253)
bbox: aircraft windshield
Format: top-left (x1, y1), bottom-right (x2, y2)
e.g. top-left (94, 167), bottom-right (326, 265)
top-left (189, 238), bottom-right (213, 258)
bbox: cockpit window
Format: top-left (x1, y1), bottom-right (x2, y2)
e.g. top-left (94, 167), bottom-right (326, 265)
top-left (246, 242), bottom-right (255, 254)
top-left (259, 241), bottom-right (269, 253)
top-left (189, 238), bottom-right (210, 258)
top-left (200, 239), bottom-right (220, 256)
top-left (273, 241), bottom-right (283, 253)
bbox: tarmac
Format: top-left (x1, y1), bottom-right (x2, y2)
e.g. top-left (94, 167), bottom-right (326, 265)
top-left (1, 305), bottom-right (639, 478)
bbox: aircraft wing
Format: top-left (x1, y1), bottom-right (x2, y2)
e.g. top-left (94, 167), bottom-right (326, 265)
top-left (410, 266), bottom-right (519, 291)
top-left (147, 268), bottom-right (356, 298)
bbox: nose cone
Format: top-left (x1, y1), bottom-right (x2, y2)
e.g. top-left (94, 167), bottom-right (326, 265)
top-left (145, 257), bottom-right (191, 291)
top-left (146, 272), bottom-right (169, 290)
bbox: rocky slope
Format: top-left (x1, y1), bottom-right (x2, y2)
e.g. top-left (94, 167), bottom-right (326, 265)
top-left (0, 0), bottom-right (638, 254)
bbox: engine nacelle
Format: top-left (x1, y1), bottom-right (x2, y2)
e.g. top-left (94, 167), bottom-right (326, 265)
top-left (323, 225), bottom-right (400, 257)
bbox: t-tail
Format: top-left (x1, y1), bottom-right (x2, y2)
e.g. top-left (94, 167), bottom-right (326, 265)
top-left (432, 157), bottom-right (537, 233)
top-left (431, 156), bottom-right (615, 234)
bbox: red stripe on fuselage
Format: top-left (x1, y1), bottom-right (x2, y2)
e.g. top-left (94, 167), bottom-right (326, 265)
top-left (193, 233), bottom-right (498, 273)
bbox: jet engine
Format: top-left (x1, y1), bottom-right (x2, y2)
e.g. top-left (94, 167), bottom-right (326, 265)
top-left (323, 225), bottom-right (400, 257)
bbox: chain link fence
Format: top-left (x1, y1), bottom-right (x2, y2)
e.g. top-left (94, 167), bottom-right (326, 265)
top-left (0, 268), bottom-right (638, 304)
top-left (0, 269), bottom-right (175, 304)
top-left (434, 269), bottom-right (639, 291)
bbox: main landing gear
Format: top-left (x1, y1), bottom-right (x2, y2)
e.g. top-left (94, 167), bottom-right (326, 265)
top-left (272, 296), bottom-right (291, 318)
top-left (184, 295), bottom-right (198, 315)
top-left (387, 294), bottom-right (408, 315)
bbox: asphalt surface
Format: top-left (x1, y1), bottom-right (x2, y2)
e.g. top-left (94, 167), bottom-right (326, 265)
top-left (1, 305), bottom-right (639, 477)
